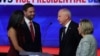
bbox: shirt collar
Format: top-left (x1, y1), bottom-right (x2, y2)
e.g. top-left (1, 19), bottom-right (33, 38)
top-left (65, 20), bottom-right (71, 28)
top-left (24, 17), bottom-right (31, 24)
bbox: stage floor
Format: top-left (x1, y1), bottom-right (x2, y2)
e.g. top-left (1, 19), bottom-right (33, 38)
top-left (0, 46), bottom-right (100, 56)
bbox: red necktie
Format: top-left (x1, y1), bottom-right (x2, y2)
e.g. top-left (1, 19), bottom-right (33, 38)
top-left (29, 21), bottom-right (35, 41)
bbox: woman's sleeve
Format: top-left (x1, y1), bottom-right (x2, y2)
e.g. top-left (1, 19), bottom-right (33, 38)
top-left (80, 41), bottom-right (90, 56)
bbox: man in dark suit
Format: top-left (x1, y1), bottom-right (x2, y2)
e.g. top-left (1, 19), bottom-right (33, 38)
top-left (58, 8), bottom-right (82, 56)
top-left (21, 3), bottom-right (42, 52)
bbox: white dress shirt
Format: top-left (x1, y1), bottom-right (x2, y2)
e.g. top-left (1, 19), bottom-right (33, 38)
top-left (24, 17), bottom-right (35, 33)
top-left (61, 20), bottom-right (71, 40)
top-left (64, 20), bottom-right (71, 33)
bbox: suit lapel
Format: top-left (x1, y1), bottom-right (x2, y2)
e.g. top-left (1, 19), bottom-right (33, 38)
top-left (22, 21), bottom-right (31, 34)
top-left (66, 21), bottom-right (72, 34)
top-left (61, 21), bottom-right (73, 41)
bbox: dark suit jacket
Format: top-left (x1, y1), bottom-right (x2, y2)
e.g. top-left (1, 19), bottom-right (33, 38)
top-left (59, 21), bottom-right (82, 56)
top-left (21, 21), bottom-right (42, 52)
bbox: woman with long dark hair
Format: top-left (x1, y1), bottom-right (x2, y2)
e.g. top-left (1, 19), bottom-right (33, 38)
top-left (7, 10), bottom-right (25, 56)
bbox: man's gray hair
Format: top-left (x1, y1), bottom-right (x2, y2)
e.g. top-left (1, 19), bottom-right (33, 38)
top-left (59, 8), bottom-right (71, 18)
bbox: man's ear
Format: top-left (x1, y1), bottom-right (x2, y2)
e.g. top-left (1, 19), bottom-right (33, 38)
top-left (65, 16), bottom-right (69, 19)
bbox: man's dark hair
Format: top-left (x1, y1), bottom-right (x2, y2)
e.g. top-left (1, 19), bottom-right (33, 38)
top-left (23, 3), bottom-right (34, 11)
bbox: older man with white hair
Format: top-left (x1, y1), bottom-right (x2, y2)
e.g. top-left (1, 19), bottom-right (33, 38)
top-left (58, 8), bottom-right (82, 56)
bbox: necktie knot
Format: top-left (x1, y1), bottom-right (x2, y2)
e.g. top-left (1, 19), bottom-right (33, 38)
top-left (29, 21), bottom-right (33, 25)
top-left (63, 27), bottom-right (66, 31)
top-left (62, 26), bottom-right (66, 35)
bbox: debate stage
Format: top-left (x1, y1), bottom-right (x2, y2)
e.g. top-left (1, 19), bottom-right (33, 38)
top-left (0, 46), bottom-right (100, 56)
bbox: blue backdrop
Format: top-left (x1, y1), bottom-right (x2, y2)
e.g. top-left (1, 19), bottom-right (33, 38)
top-left (0, 5), bottom-right (100, 48)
